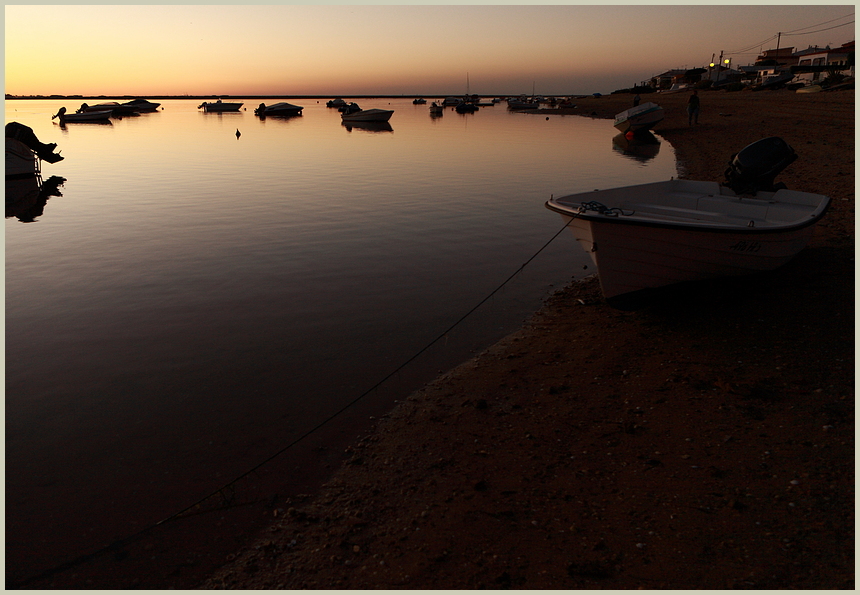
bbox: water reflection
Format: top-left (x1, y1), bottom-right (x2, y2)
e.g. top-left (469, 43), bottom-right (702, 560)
top-left (5, 175), bottom-right (67, 222)
top-left (612, 130), bottom-right (661, 163)
top-left (341, 121), bottom-right (394, 133)
top-left (56, 119), bottom-right (113, 129)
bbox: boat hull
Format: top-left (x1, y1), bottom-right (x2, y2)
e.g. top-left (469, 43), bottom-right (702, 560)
top-left (198, 102), bottom-right (243, 112)
top-left (5, 138), bottom-right (39, 178)
top-left (341, 109), bottom-right (393, 123)
top-left (546, 179), bottom-right (830, 301)
top-left (61, 110), bottom-right (113, 122)
top-left (255, 102), bottom-right (303, 117)
top-left (613, 102), bottom-right (664, 133)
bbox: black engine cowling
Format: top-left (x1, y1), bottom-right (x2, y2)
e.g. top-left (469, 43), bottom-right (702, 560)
top-left (723, 136), bottom-right (797, 195)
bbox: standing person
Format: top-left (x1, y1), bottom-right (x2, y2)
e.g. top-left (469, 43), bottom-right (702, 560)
top-left (687, 90), bottom-right (700, 125)
top-left (633, 94), bottom-right (641, 107)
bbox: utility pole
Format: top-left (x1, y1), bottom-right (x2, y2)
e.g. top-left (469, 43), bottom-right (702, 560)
top-left (776, 32), bottom-right (781, 53)
top-left (716, 50), bottom-right (724, 85)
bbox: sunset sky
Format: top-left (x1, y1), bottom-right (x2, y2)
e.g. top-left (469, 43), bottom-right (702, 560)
top-left (5, 4), bottom-right (855, 97)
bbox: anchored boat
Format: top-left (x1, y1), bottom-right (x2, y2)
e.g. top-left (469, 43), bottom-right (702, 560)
top-left (198, 99), bottom-right (243, 112)
top-left (341, 108), bottom-right (394, 123)
top-left (254, 102), bottom-right (304, 117)
top-left (545, 137), bottom-right (830, 305)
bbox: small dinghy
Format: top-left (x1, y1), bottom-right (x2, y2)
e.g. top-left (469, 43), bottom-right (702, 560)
top-left (545, 137), bottom-right (831, 305)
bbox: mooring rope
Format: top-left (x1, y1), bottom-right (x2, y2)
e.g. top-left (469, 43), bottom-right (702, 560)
top-left (14, 209), bottom-right (579, 587)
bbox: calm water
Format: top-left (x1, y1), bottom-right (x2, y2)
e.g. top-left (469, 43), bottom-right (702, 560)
top-left (6, 98), bottom-right (677, 586)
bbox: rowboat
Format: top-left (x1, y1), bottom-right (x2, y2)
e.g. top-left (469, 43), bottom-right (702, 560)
top-left (254, 102), bottom-right (303, 117)
top-left (613, 102), bottom-right (664, 134)
top-left (341, 108), bottom-right (394, 123)
top-left (198, 100), bottom-right (243, 112)
top-left (545, 137), bottom-right (830, 305)
top-left (53, 107), bottom-right (113, 123)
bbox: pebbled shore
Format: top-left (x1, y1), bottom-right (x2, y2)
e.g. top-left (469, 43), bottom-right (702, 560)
top-left (204, 89), bottom-right (854, 589)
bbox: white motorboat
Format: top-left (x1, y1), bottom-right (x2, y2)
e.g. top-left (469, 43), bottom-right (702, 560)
top-left (198, 99), bottom-right (243, 112)
top-left (121, 98), bottom-right (161, 111)
top-left (613, 102), bottom-right (664, 133)
top-left (429, 102), bottom-right (444, 115)
top-left (326, 98), bottom-right (348, 108)
top-left (77, 101), bottom-right (140, 116)
top-left (341, 108), bottom-right (394, 123)
top-left (545, 137), bottom-right (830, 304)
top-left (254, 102), bottom-right (303, 117)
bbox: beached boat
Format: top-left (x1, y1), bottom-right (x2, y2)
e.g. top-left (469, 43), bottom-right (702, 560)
top-left (254, 102), bottom-right (304, 117)
top-left (52, 107), bottom-right (113, 123)
top-left (341, 108), bottom-right (394, 123)
top-left (613, 102), bottom-right (664, 134)
top-left (545, 137), bottom-right (830, 304)
top-left (121, 98), bottom-right (161, 111)
top-left (198, 100), bottom-right (243, 112)
top-left (795, 84), bottom-right (823, 94)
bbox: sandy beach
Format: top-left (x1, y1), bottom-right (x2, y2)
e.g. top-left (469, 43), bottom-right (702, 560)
top-left (197, 88), bottom-right (855, 589)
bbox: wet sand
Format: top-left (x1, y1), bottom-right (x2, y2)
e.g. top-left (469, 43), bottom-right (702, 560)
top-left (202, 88), bottom-right (855, 589)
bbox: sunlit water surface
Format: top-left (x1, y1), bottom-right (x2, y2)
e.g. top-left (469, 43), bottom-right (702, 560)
top-left (6, 98), bottom-right (677, 585)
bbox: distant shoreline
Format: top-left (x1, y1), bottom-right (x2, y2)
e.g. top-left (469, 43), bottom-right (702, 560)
top-left (5, 94), bottom-right (588, 101)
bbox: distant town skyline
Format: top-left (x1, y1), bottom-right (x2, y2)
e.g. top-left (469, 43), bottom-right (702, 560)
top-left (5, 5), bottom-right (854, 97)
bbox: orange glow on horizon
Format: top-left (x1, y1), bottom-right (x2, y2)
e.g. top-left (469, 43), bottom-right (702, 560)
top-left (6, 5), bottom-right (854, 97)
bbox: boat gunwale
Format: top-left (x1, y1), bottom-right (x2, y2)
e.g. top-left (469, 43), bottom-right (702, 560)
top-left (545, 193), bottom-right (831, 235)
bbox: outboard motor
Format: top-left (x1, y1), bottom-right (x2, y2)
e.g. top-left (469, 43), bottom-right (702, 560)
top-left (723, 136), bottom-right (797, 195)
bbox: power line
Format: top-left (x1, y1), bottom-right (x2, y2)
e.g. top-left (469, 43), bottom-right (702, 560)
top-left (724, 12), bottom-right (854, 57)
top-left (783, 21), bottom-right (855, 37)
top-left (725, 35), bottom-right (778, 55)
top-left (783, 12), bottom-right (854, 34)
